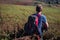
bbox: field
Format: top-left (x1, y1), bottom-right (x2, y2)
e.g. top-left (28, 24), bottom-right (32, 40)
top-left (0, 4), bottom-right (60, 40)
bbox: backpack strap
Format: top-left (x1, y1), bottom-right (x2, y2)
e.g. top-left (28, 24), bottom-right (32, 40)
top-left (36, 14), bottom-right (41, 26)
top-left (35, 15), bottom-right (38, 27)
top-left (32, 14), bottom-right (41, 27)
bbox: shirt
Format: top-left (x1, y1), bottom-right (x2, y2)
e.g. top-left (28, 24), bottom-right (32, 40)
top-left (36, 14), bottom-right (47, 36)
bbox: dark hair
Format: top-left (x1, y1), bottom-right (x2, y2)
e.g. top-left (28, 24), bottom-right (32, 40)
top-left (36, 4), bottom-right (42, 12)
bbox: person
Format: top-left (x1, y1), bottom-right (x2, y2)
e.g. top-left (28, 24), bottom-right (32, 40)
top-left (34, 4), bottom-right (49, 40)
top-left (24, 4), bottom-right (49, 40)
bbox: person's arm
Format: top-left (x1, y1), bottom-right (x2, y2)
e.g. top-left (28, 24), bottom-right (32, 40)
top-left (46, 21), bottom-right (49, 28)
top-left (42, 15), bottom-right (49, 31)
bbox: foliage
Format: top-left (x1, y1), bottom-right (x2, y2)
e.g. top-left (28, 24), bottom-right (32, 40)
top-left (0, 4), bottom-right (60, 40)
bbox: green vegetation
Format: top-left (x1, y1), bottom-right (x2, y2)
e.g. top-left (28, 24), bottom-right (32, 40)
top-left (0, 4), bottom-right (60, 39)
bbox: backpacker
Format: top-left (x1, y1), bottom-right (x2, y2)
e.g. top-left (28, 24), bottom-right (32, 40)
top-left (24, 14), bottom-right (39, 35)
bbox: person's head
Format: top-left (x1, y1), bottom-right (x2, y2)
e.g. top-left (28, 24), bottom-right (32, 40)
top-left (36, 4), bottom-right (43, 12)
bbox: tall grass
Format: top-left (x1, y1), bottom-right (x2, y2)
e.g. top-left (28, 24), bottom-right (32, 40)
top-left (0, 4), bottom-right (60, 38)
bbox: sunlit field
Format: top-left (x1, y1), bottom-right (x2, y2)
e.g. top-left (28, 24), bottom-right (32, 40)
top-left (0, 4), bottom-right (60, 40)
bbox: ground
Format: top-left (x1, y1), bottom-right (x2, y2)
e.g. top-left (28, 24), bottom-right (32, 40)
top-left (0, 4), bottom-right (60, 40)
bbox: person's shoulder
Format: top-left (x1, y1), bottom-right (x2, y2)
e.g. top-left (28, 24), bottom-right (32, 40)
top-left (41, 14), bottom-right (47, 22)
top-left (41, 14), bottom-right (46, 18)
top-left (41, 14), bottom-right (47, 20)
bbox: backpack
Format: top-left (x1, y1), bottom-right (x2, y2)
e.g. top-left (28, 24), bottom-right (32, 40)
top-left (24, 14), bottom-right (48, 35)
top-left (24, 14), bottom-right (39, 35)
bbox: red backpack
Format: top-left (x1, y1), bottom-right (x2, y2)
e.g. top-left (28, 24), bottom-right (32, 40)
top-left (26, 14), bottom-right (40, 34)
top-left (24, 14), bottom-right (39, 35)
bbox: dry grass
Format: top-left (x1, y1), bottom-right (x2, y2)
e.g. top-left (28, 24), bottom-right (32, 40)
top-left (0, 4), bottom-right (60, 40)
